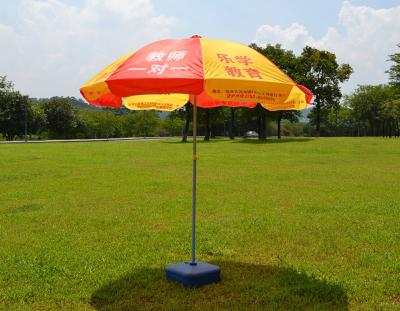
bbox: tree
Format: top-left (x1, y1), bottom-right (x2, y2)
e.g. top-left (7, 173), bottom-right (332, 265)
top-left (0, 76), bottom-right (31, 141)
top-left (30, 101), bottom-right (47, 138)
top-left (297, 46), bottom-right (353, 136)
top-left (256, 104), bottom-right (267, 140)
top-left (229, 108), bottom-right (235, 139)
top-left (43, 97), bottom-right (79, 138)
top-left (276, 111), bottom-right (300, 139)
top-left (130, 111), bottom-right (161, 137)
top-left (387, 43), bottom-right (400, 88)
top-left (323, 105), bottom-right (357, 136)
top-left (163, 102), bottom-right (191, 142)
top-left (162, 113), bottom-right (184, 137)
top-left (120, 113), bottom-right (137, 138)
top-left (200, 107), bottom-right (224, 141)
top-left (203, 108), bottom-right (211, 141)
top-left (182, 103), bottom-right (191, 142)
top-left (101, 109), bottom-right (121, 138)
top-left (345, 85), bottom-right (395, 136)
top-left (250, 43), bottom-right (297, 76)
top-left (383, 98), bottom-right (400, 137)
top-left (0, 76), bottom-right (13, 92)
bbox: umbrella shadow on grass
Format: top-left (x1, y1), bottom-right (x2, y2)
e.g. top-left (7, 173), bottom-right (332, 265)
top-left (91, 261), bottom-right (348, 311)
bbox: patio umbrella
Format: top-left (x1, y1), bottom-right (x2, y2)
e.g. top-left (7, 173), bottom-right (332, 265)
top-left (80, 35), bottom-right (313, 287)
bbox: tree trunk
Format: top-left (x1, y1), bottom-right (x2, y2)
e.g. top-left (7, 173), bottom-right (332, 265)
top-left (143, 111), bottom-right (147, 138)
top-left (382, 121), bottom-right (385, 138)
top-left (315, 103), bottom-right (321, 137)
top-left (181, 103), bottom-right (190, 143)
top-left (204, 108), bottom-right (210, 141)
top-left (335, 108), bottom-right (338, 137)
top-left (258, 105), bottom-right (267, 140)
top-left (277, 112), bottom-right (282, 139)
top-left (229, 108), bottom-right (235, 139)
top-left (210, 115), bottom-right (216, 138)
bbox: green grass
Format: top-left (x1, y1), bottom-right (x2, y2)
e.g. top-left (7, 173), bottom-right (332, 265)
top-left (0, 137), bottom-right (399, 310)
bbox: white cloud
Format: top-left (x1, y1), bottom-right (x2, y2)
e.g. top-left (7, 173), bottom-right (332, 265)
top-left (0, 0), bottom-right (176, 98)
top-left (253, 1), bottom-right (400, 94)
top-left (254, 23), bottom-right (313, 52)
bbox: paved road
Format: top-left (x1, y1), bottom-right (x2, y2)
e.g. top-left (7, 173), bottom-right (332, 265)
top-left (0, 137), bottom-right (177, 144)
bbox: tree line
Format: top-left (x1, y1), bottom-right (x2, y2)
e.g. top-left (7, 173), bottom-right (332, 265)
top-left (305, 43), bottom-right (400, 137)
top-left (1, 43), bottom-right (399, 141)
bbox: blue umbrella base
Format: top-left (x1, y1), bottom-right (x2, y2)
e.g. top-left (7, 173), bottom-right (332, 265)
top-left (165, 261), bottom-right (220, 287)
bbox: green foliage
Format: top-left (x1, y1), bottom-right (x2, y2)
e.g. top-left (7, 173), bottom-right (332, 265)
top-left (250, 43), bottom-right (297, 77)
top-left (384, 98), bottom-right (400, 124)
top-left (0, 76), bottom-right (31, 140)
top-left (76, 110), bottom-right (162, 138)
top-left (304, 43), bottom-right (400, 137)
top-left (386, 43), bottom-right (400, 87)
top-left (345, 84), bottom-right (398, 136)
top-left (30, 102), bottom-right (47, 135)
top-left (198, 107), bottom-right (228, 139)
top-left (43, 97), bottom-right (80, 139)
top-left (279, 120), bottom-right (305, 136)
top-left (120, 113), bottom-right (137, 137)
top-left (130, 111), bottom-right (161, 137)
top-left (248, 44), bottom-right (353, 137)
top-left (78, 109), bottom-right (120, 139)
top-left (296, 46), bottom-right (353, 135)
top-left (161, 114), bottom-right (184, 136)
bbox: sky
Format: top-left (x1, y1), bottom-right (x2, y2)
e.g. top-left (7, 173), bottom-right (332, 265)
top-left (1, 0), bottom-right (400, 99)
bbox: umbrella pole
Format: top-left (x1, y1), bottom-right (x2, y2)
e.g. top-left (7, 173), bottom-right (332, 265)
top-left (165, 94), bottom-right (220, 285)
top-left (191, 95), bottom-right (197, 265)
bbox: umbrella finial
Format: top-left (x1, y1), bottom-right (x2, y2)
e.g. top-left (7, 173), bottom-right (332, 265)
top-left (191, 35), bottom-right (202, 38)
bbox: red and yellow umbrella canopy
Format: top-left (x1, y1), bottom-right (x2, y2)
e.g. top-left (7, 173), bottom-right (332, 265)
top-left (80, 36), bottom-right (312, 110)
top-left (79, 36), bottom-right (314, 277)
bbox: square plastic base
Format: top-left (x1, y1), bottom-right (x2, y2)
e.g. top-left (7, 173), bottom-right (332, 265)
top-left (165, 261), bottom-right (221, 287)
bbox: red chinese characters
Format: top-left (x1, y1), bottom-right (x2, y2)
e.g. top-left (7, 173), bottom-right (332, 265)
top-left (244, 68), bottom-right (262, 79)
top-left (217, 54), bottom-right (234, 64)
top-left (224, 66), bottom-right (245, 78)
top-left (217, 53), bottom-right (262, 79)
top-left (235, 56), bottom-right (253, 66)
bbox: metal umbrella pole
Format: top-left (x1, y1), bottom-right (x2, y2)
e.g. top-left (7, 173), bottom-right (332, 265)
top-left (165, 94), bottom-right (220, 287)
top-left (191, 95), bottom-right (197, 265)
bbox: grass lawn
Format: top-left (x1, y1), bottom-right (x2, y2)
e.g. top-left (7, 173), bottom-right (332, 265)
top-left (0, 137), bottom-right (399, 310)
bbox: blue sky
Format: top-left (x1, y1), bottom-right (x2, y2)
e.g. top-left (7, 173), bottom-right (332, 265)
top-left (1, 0), bottom-right (400, 98)
top-left (152, 0), bottom-right (400, 41)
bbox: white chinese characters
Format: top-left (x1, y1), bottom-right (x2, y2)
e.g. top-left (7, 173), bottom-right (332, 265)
top-left (145, 50), bottom-right (188, 62)
top-left (167, 51), bottom-right (188, 61)
top-left (129, 50), bottom-right (189, 76)
top-left (145, 52), bottom-right (166, 62)
top-left (147, 64), bottom-right (169, 75)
